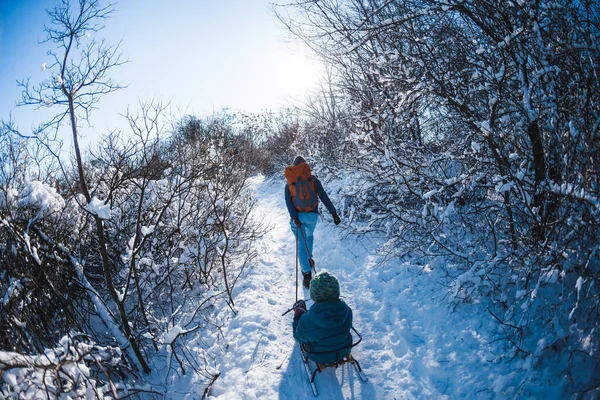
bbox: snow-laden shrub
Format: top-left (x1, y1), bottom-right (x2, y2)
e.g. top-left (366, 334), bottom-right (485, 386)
top-left (68, 112), bottom-right (261, 380)
top-left (17, 181), bottom-right (65, 215)
top-left (0, 136), bottom-right (86, 355)
top-left (2, 104), bottom-right (261, 391)
top-left (0, 188), bottom-right (17, 210)
top-left (0, 334), bottom-right (121, 399)
top-left (281, 0), bottom-right (600, 394)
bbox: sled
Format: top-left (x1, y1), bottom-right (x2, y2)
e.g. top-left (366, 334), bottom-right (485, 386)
top-left (299, 327), bottom-right (368, 396)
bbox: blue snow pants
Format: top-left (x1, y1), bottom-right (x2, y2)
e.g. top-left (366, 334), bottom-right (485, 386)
top-left (289, 212), bottom-right (319, 274)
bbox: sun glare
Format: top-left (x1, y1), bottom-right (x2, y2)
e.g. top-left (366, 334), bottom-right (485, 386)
top-left (277, 53), bottom-right (323, 98)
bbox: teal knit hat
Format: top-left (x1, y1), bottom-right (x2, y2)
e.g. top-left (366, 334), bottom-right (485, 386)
top-left (310, 272), bottom-right (340, 303)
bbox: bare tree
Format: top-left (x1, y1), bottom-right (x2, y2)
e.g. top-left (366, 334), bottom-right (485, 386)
top-left (18, 0), bottom-right (150, 373)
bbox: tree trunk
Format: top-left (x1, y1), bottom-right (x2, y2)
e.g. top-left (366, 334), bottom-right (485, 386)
top-left (526, 119), bottom-right (548, 240)
top-left (67, 94), bottom-right (151, 373)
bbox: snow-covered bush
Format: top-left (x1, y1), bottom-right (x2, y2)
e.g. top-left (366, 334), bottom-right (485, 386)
top-left (280, 0), bottom-right (600, 395)
top-left (1, 0), bottom-right (266, 395)
top-left (0, 128), bottom-right (86, 357)
top-left (1, 108), bottom-right (261, 395)
top-left (234, 109), bottom-right (303, 175)
top-left (0, 334), bottom-right (121, 399)
top-left (64, 109), bottom-right (261, 380)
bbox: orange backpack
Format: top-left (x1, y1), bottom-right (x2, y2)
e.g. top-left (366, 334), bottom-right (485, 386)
top-left (284, 162), bottom-right (319, 212)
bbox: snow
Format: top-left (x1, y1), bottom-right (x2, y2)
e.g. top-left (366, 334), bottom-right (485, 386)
top-left (140, 225), bottom-right (155, 236)
top-left (0, 334), bottom-right (120, 398)
top-left (2, 278), bottom-right (23, 306)
top-left (86, 196), bottom-right (111, 219)
top-left (143, 175), bottom-right (563, 399)
top-left (423, 189), bottom-right (438, 199)
top-left (163, 326), bottom-right (184, 345)
top-left (575, 276), bottom-right (584, 301)
top-left (18, 180), bottom-right (64, 213)
top-left (0, 187), bottom-right (17, 208)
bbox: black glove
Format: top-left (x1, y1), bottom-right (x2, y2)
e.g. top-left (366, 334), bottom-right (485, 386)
top-left (293, 218), bottom-right (302, 227)
top-left (333, 213), bottom-right (341, 225)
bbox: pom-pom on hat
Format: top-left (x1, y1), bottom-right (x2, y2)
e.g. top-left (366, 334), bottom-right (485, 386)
top-left (310, 272), bottom-right (340, 303)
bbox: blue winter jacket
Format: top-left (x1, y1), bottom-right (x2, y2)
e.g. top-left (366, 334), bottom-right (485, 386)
top-left (293, 299), bottom-right (353, 364)
top-left (284, 176), bottom-right (337, 220)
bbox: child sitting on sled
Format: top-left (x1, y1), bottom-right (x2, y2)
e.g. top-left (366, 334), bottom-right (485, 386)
top-left (292, 272), bottom-right (353, 364)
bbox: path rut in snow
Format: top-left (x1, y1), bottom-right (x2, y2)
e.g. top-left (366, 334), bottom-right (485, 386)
top-left (204, 176), bottom-right (512, 399)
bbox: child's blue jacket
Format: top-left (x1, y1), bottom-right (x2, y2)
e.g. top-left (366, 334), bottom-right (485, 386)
top-left (293, 299), bottom-right (353, 364)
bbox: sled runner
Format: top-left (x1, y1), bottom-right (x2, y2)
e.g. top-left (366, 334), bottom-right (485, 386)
top-left (299, 327), bottom-right (368, 396)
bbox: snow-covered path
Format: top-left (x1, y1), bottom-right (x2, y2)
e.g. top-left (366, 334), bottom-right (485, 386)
top-left (203, 175), bottom-right (520, 399)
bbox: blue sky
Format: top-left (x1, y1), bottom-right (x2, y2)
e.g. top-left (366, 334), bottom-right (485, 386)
top-left (0, 0), bottom-right (321, 136)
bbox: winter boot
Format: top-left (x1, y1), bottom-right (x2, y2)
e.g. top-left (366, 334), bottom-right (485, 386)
top-left (302, 271), bottom-right (312, 289)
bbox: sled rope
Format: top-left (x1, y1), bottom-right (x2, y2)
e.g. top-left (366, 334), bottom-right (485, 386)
top-left (295, 226), bottom-right (299, 303)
